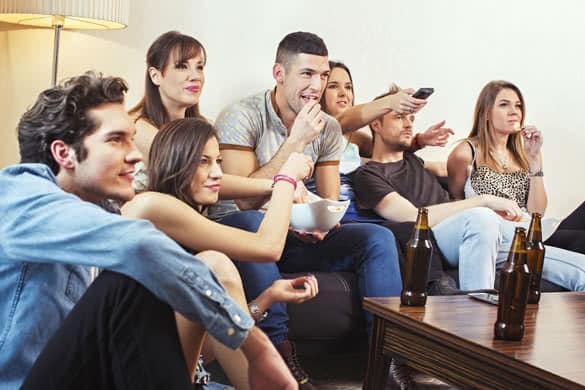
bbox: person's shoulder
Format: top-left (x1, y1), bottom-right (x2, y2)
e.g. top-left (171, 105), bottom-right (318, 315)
top-left (1, 163), bottom-right (56, 185)
top-left (448, 139), bottom-right (474, 165)
top-left (220, 90), bottom-right (267, 116)
top-left (124, 191), bottom-right (178, 214)
top-left (216, 91), bottom-right (267, 129)
top-left (321, 112), bottom-right (342, 133)
top-left (355, 160), bottom-right (384, 177)
top-left (135, 117), bottom-right (158, 133)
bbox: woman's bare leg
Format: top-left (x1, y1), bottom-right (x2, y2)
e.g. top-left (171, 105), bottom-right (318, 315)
top-left (194, 250), bottom-right (251, 389)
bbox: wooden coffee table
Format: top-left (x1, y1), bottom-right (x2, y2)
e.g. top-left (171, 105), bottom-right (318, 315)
top-left (363, 292), bottom-right (585, 390)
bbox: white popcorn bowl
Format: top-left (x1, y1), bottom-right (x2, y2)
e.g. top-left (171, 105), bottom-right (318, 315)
top-left (290, 197), bottom-right (350, 233)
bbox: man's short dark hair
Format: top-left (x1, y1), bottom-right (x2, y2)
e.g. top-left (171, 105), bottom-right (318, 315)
top-left (369, 84), bottom-right (402, 145)
top-left (18, 71), bottom-right (128, 174)
top-left (275, 31), bottom-right (328, 68)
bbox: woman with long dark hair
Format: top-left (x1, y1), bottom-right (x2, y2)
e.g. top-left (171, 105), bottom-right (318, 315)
top-left (122, 118), bottom-right (317, 388)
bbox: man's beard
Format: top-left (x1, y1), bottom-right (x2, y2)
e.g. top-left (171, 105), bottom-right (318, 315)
top-left (390, 139), bottom-right (412, 151)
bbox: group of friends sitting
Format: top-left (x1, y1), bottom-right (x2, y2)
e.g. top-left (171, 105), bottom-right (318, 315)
top-left (1, 29), bottom-right (584, 390)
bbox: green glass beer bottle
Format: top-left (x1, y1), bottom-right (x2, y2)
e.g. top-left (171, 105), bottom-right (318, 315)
top-left (526, 213), bottom-right (545, 304)
top-left (494, 227), bottom-right (532, 340)
top-left (400, 208), bottom-right (433, 306)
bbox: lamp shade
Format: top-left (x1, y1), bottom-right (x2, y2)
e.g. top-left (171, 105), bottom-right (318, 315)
top-left (0, 0), bottom-right (129, 29)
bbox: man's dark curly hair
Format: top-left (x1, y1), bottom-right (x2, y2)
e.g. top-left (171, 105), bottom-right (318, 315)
top-left (18, 71), bottom-right (128, 174)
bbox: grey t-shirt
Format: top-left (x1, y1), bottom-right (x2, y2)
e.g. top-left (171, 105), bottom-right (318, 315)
top-left (209, 89), bottom-right (344, 218)
top-left (354, 152), bottom-right (450, 212)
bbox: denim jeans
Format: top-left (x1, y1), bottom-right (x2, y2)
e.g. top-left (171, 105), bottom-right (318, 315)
top-left (431, 207), bottom-right (503, 290)
top-left (499, 219), bottom-right (585, 291)
top-left (217, 211), bottom-right (402, 344)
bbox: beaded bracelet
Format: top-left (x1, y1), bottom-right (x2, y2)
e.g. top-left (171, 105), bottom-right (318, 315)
top-left (272, 174), bottom-right (297, 190)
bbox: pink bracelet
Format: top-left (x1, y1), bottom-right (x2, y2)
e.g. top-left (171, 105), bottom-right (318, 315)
top-left (272, 174), bottom-right (297, 190)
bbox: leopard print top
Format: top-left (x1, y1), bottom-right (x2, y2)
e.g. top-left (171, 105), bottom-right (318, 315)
top-left (464, 140), bottom-right (530, 209)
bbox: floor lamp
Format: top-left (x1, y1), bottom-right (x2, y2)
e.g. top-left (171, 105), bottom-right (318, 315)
top-left (0, 0), bottom-right (129, 86)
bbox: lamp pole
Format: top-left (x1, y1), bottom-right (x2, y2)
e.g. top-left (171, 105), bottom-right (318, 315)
top-left (51, 15), bottom-right (65, 86)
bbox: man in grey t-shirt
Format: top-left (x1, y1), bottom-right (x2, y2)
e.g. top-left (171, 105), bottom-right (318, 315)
top-left (212, 31), bottom-right (402, 389)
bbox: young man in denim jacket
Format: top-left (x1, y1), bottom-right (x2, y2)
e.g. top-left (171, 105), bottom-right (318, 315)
top-left (0, 72), bottom-right (295, 389)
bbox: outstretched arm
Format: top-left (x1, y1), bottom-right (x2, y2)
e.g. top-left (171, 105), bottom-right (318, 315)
top-left (219, 174), bottom-right (273, 200)
top-left (411, 120), bottom-right (454, 151)
top-left (1, 169), bottom-right (251, 349)
top-left (122, 153), bottom-right (313, 263)
top-left (249, 275), bottom-right (319, 314)
top-left (374, 191), bottom-right (522, 227)
top-left (336, 88), bottom-right (426, 134)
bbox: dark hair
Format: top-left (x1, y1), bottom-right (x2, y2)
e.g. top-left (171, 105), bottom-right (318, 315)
top-left (468, 80), bottom-right (529, 171)
top-left (148, 117), bottom-right (217, 210)
top-left (368, 84), bottom-right (402, 145)
top-left (275, 31), bottom-right (328, 68)
top-left (18, 71), bottom-right (128, 174)
top-left (320, 60), bottom-right (355, 112)
top-left (129, 31), bottom-right (207, 129)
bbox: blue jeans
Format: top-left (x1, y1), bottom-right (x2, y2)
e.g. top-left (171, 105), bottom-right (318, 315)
top-left (499, 219), bottom-right (585, 291)
top-left (217, 211), bottom-right (402, 344)
top-left (432, 207), bottom-right (503, 290)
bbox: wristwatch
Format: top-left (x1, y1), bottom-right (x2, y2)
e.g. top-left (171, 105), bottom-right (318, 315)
top-left (248, 302), bottom-right (268, 323)
top-left (529, 170), bottom-right (544, 177)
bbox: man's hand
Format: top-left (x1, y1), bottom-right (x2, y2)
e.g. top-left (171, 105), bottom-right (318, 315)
top-left (288, 99), bottom-right (326, 146)
top-left (279, 152), bottom-right (314, 182)
top-left (417, 120), bottom-right (455, 147)
top-left (293, 181), bottom-right (308, 204)
top-left (242, 327), bottom-right (297, 389)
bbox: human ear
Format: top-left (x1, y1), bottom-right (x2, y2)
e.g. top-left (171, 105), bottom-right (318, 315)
top-left (148, 66), bottom-right (161, 86)
top-left (370, 119), bottom-right (382, 134)
top-left (273, 63), bottom-right (285, 84)
top-left (50, 140), bottom-right (76, 169)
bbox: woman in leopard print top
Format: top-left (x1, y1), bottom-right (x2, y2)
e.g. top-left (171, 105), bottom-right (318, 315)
top-left (447, 80), bottom-right (585, 292)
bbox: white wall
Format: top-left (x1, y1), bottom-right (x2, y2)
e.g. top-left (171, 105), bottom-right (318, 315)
top-left (1, 0), bottom-right (583, 218)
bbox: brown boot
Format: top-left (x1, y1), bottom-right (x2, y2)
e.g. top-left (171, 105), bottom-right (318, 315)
top-left (275, 340), bottom-right (316, 390)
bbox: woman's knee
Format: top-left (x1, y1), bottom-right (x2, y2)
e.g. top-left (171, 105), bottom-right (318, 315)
top-left (196, 250), bottom-right (243, 292)
top-left (465, 207), bottom-right (503, 241)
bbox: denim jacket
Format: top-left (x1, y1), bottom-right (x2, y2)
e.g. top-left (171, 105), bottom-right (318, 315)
top-left (0, 164), bottom-right (253, 389)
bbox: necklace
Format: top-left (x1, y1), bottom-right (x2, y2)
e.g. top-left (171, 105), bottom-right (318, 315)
top-left (494, 150), bottom-right (510, 170)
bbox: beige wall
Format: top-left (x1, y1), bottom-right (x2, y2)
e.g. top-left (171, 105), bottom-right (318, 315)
top-left (1, 0), bottom-right (583, 218)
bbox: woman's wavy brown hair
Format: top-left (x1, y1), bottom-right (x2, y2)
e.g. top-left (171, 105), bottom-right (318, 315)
top-left (148, 117), bottom-right (216, 210)
top-left (468, 80), bottom-right (529, 171)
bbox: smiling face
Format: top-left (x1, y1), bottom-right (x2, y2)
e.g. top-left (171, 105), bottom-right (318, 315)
top-left (489, 88), bottom-right (523, 135)
top-left (64, 103), bottom-right (142, 203)
top-left (190, 136), bottom-right (223, 206)
top-left (150, 48), bottom-right (206, 113)
top-left (372, 111), bottom-right (415, 151)
top-left (276, 53), bottom-right (330, 114)
top-left (323, 66), bottom-right (354, 117)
